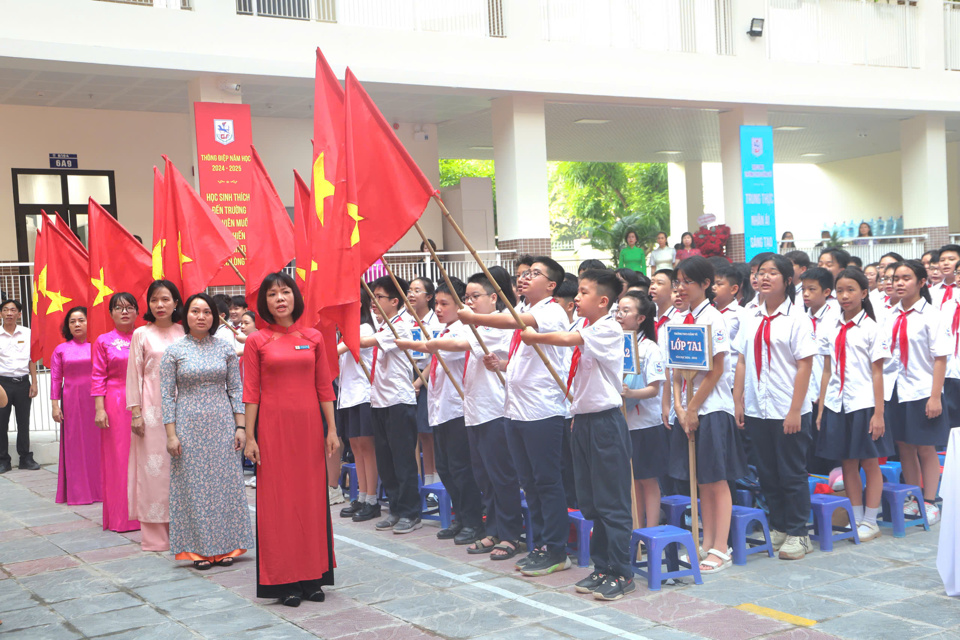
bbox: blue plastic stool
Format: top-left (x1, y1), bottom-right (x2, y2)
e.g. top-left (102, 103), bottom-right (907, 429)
top-left (879, 462), bottom-right (902, 485)
top-left (520, 499), bottom-right (534, 548)
top-left (630, 525), bottom-right (703, 591)
top-left (419, 481), bottom-right (452, 529)
top-left (339, 463), bottom-right (358, 502)
top-left (567, 511), bottom-right (593, 568)
top-left (878, 483), bottom-right (930, 538)
top-left (809, 494), bottom-right (860, 551)
top-left (728, 505), bottom-right (774, 565)
top-left (660, 495), bottom-right (691, 528)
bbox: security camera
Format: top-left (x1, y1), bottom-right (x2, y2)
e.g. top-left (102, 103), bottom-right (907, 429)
top-left (218, 82), bottom-right (241, 94)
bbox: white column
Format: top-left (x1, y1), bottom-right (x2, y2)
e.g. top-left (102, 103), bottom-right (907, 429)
top-left (491, 95), bottom-right (550, 254)
top-left (901, 114), bottom-right (948, 241)
top-left (719, 105), bottom-right (767, 260)
top-left (918, 0), bottom-right (946, 71)
top-left (667, 162), bottom-right (705, 243)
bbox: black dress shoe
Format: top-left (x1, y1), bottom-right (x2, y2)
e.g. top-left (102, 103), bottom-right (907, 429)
top-left (454, 527), bottom-right (483, 546)
top-left (306, 588), bottom-right (325, 602)
top-left (18, 455), bottom-right (40, 471)
top-left (339, 500), bottom-right (362, 518)
top-left (281, 595), bottom-right (301, 607)
top-left (352, 503), bottom-right (382, 523)
top-left (436, 521), bottom-right (463, 540)
top-left (0, 460), bottom-right (11, 474)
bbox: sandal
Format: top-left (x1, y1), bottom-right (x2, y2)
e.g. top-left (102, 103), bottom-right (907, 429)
top-left (490, 540), bottom-right (520, 561)
top-left (193, 560), bottom-right (212, 571)
top-left (215, 557), bottom-right (234, 567)
top-left (699, 548), bottom-right (732, 574)
top-left (467, 536), bottom-right (499, 555)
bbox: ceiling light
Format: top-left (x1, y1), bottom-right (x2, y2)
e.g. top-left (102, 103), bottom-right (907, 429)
top-left (800, 153), bottom-right (824, 158)
top-left (774, 126), bottom-right (805, 132)
top-left (574, 119), bottom-right (610, 125)
top-left (469, 145), bottom-right (493, 151)
top-left (656, 150), bottom-right (682, 155)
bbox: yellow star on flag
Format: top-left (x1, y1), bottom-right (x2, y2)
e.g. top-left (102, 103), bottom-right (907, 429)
top-left (313, 152), bottom-right (335, 226)
top-left (46, 289), bottom-right (72, 315)
top-left (33, 265), bottom-right (48, 315)
top-left (177, 232), bottom-right (193, 277)
top-left (91, 267), bottom-right (114, 307)
top-left (294, 260), bottom-right (318, 283)
top-left (347, 203), bottom-right (364, 246)
top-left (152, 240), bottom-right (165, 280)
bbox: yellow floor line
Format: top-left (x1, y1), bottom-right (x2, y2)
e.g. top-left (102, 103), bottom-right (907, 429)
top-left (736, 603), bottom-right (817, 627)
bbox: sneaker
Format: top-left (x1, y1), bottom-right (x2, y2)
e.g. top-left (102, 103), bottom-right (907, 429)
top-left (778, 535), bottom-right (814, 560)
top-left (520, 550), bottom-right (571, 576)
top-left (353, 503), bottom-right (382, 523)
top-left (375, 514), bottom-right (400, 530)
top-left (340, 500), bottom-right (363, 518)
top-left (574, 570), bottom-right (607, 594)
top-left (593, 575), bottom-right (636, 601)
top-left (244, 475), bottom-right (257, 488)
top-left (856, 521), bottom-right (882, 542)
top-left (328, 486), bottom-right (346, 505)
top-left (515, 548), bottom-right (543, 571)
top-left (393, 517), bottom-right (422, 534)
top-left (18, 455), bottom-right (40, 471)
top-left (925, 502), bottom-right (941, 526)
top-left (904, 496), bottom-right (920, 517)
top-left (770, 529), bottom-right (787, 551)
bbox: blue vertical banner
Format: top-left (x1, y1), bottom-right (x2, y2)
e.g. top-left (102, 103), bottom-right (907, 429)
top-left (740, 125), bottom-right (776, 261)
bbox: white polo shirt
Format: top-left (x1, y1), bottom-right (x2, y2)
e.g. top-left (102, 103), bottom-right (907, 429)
top-left (337, 323), bottom-right (375, 410)
top-left (427, 321), bottom-right (466, 426)
top-left (930, 282), bottom-right (958, 309)
top-left (563, 316), bottom-right (588, 420)
top-left (882, 298), bottom-right (952, 403)
top-left (624, 335), bottom-right (666, 430)
top-left (370, 313), bottom-right (416, 408)
top-left (734, 298), bottom-right (819, 420)
top-left (411, 309), bottom-right (439, 371)
top-left (504, 297), bottom-right (569, 422)
top-left (570, 313), bottom-right (624, 416)
top-left (808, 302), bottom-right (842, 403)
top-left (657, 306), bottom-right (683, 425)
top-left (673, 300), bottom-right (733, 417)
top-left (718, 301), bottom-right (741, 391)
top-left (943, 299), bottom-right (960, 381)
top-left (820, 310), bottom-right (887, 414)
top-left (0, 325), bottom-right (30, 377)
top-left (462, 318), bottom-right (510, 427)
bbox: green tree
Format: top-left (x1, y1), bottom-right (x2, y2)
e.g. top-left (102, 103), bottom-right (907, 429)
top-left (439, 159), bottom-right (495, 192)
top-left (549, 162), bottom-right (669, 262)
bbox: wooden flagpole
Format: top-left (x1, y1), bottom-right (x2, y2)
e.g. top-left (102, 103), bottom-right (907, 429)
top-left (682, 370), bottom-right (700, 562)
top-left (431, 195), bottom-right (570, 400)
top-left (227, 261), bottom-right (245, 283)
top-left (380, 257), bottom-right (464, 401)
top-left (411, 220), bottom-right (505, 387)
top-left (361, 280), bottom-right (429, 387)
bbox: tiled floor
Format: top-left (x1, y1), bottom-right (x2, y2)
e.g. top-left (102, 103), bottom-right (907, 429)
top-left (0, 466), bottom-right (956, 639)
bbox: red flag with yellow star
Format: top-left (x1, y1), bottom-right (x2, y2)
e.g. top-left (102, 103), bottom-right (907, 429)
top-left (41, 216), bottom-right (89, 368)
top-left (30, 220), bottom-right (47, 363)
top-left (292, 168), bottom-right (316, 296)
top-left (244, 146), bottom-right (296, 316)
top-left (159, 155), bottom-right (239, 296)
top-left (151, 166), bottom-right (168, 281)
top-left (87, 198), bottom-right (153, 342)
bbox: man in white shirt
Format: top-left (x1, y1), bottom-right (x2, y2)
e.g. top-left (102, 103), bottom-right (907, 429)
top-left (0, 300), bottom-right (39, 472)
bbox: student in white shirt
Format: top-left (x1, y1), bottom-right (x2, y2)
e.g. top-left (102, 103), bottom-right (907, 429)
top-left (816, 268), bottom-right (891, 542)
top-left (427, 267), bottom-right (522, 560)
top-left (212, 295), bottom-right (243, 357)
top-left (554, 276), bottom-right (582, 509)
top-left (669, 257), bottom-right (745, 575)
top-left (0, 299), bottom-right (39, 473)
top-left (521, 269), bottom-right (634, 600)
top-left (458, 256), bottom-right (571, 578)
top-left (337, 288), bottom-right (379, 523)
top-left (870, 253), bottom-right (902, 318)
top-left (932, 244), bottom-right (960, 309)
top-left (357, 276), bottom-right (421, 534)
top-left (885, 261), bottom-right (951, 526)
top-left (734, 254), bottom-right (818, 561)
top-left (817, 248), bottom-right (850, 282)
top-left (649, 269), bottom-right (676, 342)
top-left (618, 293), bottom-right (666, 530)
top-left (784, 250), bottom-right (812, 300)
top-left (713, 265), bottom-right (743, 393)
top-left (400, 278), bottom-right (483, 546)
top-left (407, 277), bottom-right (439, 486)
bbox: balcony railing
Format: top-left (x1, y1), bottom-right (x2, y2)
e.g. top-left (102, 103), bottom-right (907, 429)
top-left (540, 0), bottom-right (733, 55)
top-left (95, 0), bottom-right (191, 7)
top-left (780, 235), bottom-right (927, 265)
top-left (766, 0), bottom-right (920, 68)
top-left (946, 1), bottom-right (960, 70)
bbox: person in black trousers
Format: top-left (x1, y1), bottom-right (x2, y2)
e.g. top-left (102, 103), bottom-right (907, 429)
top-left (0, 299), bottom-right (40, 473)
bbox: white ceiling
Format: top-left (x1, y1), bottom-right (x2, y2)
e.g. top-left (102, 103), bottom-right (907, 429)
top-left (2, 63), bottom-right (959, 165)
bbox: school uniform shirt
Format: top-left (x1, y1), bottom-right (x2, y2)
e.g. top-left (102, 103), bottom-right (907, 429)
top-left (370, 312), bottom-right (417, 408)
top-left (0, 325), bottom-right (30, 376)
top-left (882, 298), bottom-right (953, 402)
top-left (930, 282), bottom-right (958, 309)
top-left (869, 288), bottom-right (888, 312)
top-left (563, 316), bottom-right (588, 420)
top-left (734, 298), bottom-right (819, 420)
top-left (657, 306), bottom-right (683, 424)
top-left (569, 313), bottom-right (624, 416)
top-left (214, 323), bottom-right (242, 355)
top-left (820, 310), bottom-right (887, 414)
top-left (718, 301), bottom-right (742, 391)
top-left (673, 300), bottom-right (734, 417)
top-left (427, 321), bottom-right (467, 427)
top-left (504, 297), bottom-right (569, 422)
top-left (808, 303), bottom-right (841, 403)
top-left (461, 318), bottom-right (510, 427)
top-left (338, 323), bottom-right (375, 410)
top-left (624, 335), bottom-right (667, 430)
top-left (410, 309), bottom-right (439, 371)
top-left (944, 299), bottom-right (960, 382)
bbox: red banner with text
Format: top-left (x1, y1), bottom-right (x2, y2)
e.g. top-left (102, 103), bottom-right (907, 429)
top-left (194, 102), bottom-right (253, 286)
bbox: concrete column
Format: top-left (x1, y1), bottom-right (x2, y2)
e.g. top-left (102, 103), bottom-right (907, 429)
top-left (492, 95), bottom-right (551, 257)
top-left (901, 114), bottom-right (950, 247)
top-left (918, 0), bottom-right (946, 71)
top-left (667, 162), bottom-right (705, 243)
top-left (719, 105), bottom-right (768, 261)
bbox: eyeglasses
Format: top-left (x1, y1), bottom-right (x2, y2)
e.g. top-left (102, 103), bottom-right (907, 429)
top-left (374, 294), bottom-right (393, 302)
top-left (463, 293), bottom-right (492, 303)
top-left (615, 307), bottom-right (635, 318)
top-left (671, 279), bottom-right (694, 289)
top-left (519, 268), bottom-right (545, 281)
top-left (114, 306), bottom-right (136, 313)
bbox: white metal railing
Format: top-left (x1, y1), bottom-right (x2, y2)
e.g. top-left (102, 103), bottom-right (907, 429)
top-left (95, 0), bottom-right (153, 5)
top-left (540, 0), bottom-right (733, 55)
top-left (374, 250), bottom-right (517, 284)
top-left (946, 1), bottom-right (960, 70)
top-left (779, 235), bottom-right (927, 265)
top-left (767, 0), bottom-right (920, 68)
top-left (236, 0), bottom-right (312, 19)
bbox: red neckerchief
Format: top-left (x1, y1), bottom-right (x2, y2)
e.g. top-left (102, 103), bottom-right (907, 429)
top-left (754, 311), bottom-right (783, 379)
top-left (370, 315), bottom-right (404, 382)
top-left (943, 284), bottom-right (955, 308)
top-left (835, 318), bottom-right (856, 394)
top-left (891, 308), bottom-right (914, 367)
top-left (429, 327), bottom-right (450, 386)
top-left (508, 298), bottom-right (556, 361)
top-left (565, 318), bottom-right (591, 394)
top-left (953, 304), bottom-right (960, 356)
